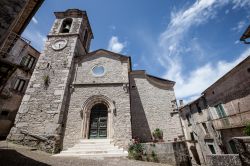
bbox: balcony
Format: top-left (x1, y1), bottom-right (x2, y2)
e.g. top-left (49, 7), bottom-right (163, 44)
top-left (211, 111), bottom-right (250, 130)
top-left (0, 32), bottom-right (30, 58)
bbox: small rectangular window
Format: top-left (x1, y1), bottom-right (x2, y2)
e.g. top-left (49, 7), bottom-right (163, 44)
top-left (208, 144), bottom-right (216, 154)
top-left (1, 111), bottom-right (9, 116)
top-left (20, 54), bottom-right (36, 69)
top-left (215, 104), bottom-right (226, 118)
top-left (196, 103), bottom-right (202, 113)
top-left (13, 78), bottom-right (25, 92)
top-left (190, 132), bottom-right (195, 141)
top-left (202, 123), bottom-right (209, 134)
top-left (186, 114), bottom-right (191, 125)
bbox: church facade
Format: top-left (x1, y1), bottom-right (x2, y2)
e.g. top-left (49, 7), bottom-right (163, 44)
top-left (7, 9), bottom-right (183, 153)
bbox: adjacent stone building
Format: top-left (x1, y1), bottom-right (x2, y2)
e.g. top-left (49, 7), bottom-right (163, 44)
top-left (7, 9), bottom-right (183, 154)
top-left (180, 55), bottom-right (250, 165)
top-left (0, 39), bottom-right (40, 138)
top-left (179, 96), bottom-right (223, 165)
top-left (203, 56), bottom-right (250, 154)
top-left (0, 0), bottom-right (43, 138)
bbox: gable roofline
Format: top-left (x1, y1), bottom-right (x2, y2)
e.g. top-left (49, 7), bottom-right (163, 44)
top-left (86, 49), bottom-right (130, 59)
top-left (202, 55), bottom-right (250, 94)
top-left (78, 49), bottom-right (132, 71)
top-left (130, 70), bottom-right (175, 87)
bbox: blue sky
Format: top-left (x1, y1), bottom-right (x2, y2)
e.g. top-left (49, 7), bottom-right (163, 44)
top-left (23, 0), bottom-right (250, 103)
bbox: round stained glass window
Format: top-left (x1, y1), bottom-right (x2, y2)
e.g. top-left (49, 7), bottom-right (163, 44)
top-left (92, 65), bottom-right (105, 76)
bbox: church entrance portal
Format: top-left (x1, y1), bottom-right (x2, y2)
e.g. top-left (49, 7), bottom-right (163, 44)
top-left (88, 104), bottom-right (108, 138)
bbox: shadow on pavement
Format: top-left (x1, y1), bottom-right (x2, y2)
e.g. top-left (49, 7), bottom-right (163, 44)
top-left (0, 149), bottom-right (50, 166)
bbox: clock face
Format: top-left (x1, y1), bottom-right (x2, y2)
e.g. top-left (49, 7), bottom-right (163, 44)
top-left (52, 39), bottom-right (67, 50)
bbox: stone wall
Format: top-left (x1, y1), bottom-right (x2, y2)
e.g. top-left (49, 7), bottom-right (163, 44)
top-left (63, 85), bottom-right (131, 149)
top-left (142, 142), bottom-right (190, 166)
top-left (7, 35), bottom-right (78, 153)
top-left (63, 50), bottom-right (131, 149)
top-left (206, 154), bottom-right (242, 166)
top-left (130, 72), bottom-right (183, 142)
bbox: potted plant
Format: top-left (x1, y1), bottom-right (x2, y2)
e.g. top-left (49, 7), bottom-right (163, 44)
top-left (152, 128), bottom-right (163, 142)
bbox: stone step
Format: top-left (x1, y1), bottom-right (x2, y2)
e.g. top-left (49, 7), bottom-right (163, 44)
top-left (79, 139), bottom-right (112, 143)
top-left (54, 139), bottom-right (127, 158)
top-left (54, 152), bottom-right (128, 158)
top-left (67, 146), bottom-right (122, 150)
top-left (60, 149), bottom-right (125, 154)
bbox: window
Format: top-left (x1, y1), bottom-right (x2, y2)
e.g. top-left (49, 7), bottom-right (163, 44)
top-left (60, 18), bottom-right (73, 33)
top-left (13, 78), bottom-right (25, 92)
top-left (229, 140), bottom-right (237, 154)
top-left (215, 104), bottom-right (226, 118)
top-left (202, 123), bottom-right (209, 134)
top-left (83, 29), bottom-right (89, 47)
top-left (92, 65), bottom-right (105, 76)
top-left (1, 110), bottom-right (9, 116)
top-left (208, 144), bottom-right (216, 154)
top-left (196, 103), bottom-right (202, 113)
top-left (186, 113), bottom-right (191, 125)
top-left (190, 132), bottom-right (195, 141)
top-left (20, 54), bottom-right (36, 69)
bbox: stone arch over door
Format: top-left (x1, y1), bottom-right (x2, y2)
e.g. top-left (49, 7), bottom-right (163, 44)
top-left (81, 95), bottom-right (115, 139)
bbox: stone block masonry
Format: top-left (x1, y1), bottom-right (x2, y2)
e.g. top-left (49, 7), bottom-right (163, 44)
top-left (7, 35), bottom-right (78, 153)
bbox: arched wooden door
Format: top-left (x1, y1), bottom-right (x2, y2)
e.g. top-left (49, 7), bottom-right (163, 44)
top-left (88, 104), bottom-right (108, 139)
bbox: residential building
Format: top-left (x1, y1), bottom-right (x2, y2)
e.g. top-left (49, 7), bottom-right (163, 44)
top-left (0, 0), bottom-right (43, 138)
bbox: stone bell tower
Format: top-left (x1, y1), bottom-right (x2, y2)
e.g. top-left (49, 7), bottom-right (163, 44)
top-left (7, 9), bottom-right (93, 153)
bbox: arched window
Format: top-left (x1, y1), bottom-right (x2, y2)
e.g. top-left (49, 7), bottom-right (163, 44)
top-left (60, 18), bottom-right (73, 33)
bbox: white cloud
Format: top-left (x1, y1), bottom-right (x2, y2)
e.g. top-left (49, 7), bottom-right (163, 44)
top-left (22, 29), bottom-right (46, 51)
top-left (232, 0), bottom-right (250, 9)
top-left (155, 0), bottom-right (250, 101)
top-left (231, 20), bottom-right (247, 33)
top-left (166, 48), bottom-right (250, 100)
top-left (109, 25), bottom-right (116, 30)
top-left (107, 36), bottom-right (126, 53)
top-left (32, 17), bottom-right (38, 24)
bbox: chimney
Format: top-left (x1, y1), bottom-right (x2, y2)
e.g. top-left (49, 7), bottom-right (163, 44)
top-left (179, 100), bottom-right (184, 106)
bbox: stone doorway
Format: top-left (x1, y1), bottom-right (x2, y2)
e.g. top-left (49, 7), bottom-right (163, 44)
top-left (81, 95), bottom-right (115, 140)
top-left (89, 104), bottom-right (108, 139)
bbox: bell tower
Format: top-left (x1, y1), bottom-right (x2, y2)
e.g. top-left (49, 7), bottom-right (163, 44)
top-left (7, 9), bottom-right (93, 153)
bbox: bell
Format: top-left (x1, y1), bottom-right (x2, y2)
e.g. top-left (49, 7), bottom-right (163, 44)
top-left (63, 24), bottom-right (70, 33)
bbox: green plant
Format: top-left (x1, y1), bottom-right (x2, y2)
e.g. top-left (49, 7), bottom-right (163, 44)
top-left (43, 75), bottom-right (50, 86)
top-left (152, 128), bottom-right (163, 141)
top-left (128, 142), bottom-right (144, 160)
top-left (151, 150), bottom-right (159, 162)
top-left (244, 123), bottom-right (250, 136)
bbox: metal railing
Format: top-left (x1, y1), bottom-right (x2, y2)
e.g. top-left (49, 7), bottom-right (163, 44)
top-left (0, 32), bottom-right (30, 58)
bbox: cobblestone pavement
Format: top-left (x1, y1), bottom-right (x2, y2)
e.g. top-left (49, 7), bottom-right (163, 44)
top-left (0, 141), bottom-right (172, 166)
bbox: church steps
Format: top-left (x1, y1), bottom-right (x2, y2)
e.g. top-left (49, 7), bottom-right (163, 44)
top-left (54, 139), bottom-right (128, 158)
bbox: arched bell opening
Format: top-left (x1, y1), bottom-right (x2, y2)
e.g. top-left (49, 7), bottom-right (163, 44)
top-left (60, 18), bottom-right (73, 33)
